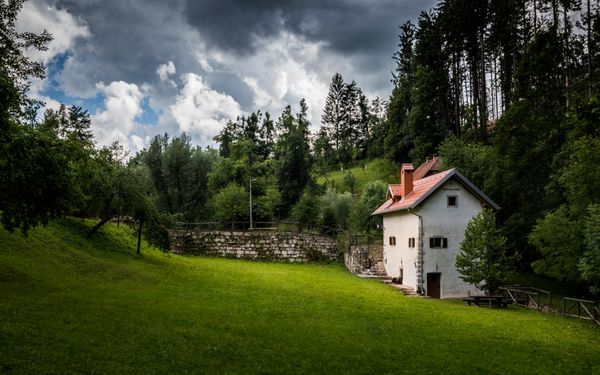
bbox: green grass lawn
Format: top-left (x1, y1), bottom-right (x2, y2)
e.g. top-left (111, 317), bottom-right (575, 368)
top-left (1, 219), bottom-right (599, 374)
top-left (315, 158), bottom-right (399, 194)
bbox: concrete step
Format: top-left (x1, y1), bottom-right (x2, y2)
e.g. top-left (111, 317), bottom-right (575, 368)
top-left (358, 274), bottom-right (392, 280)
top-left (389, 284), bottom-right (418, 296)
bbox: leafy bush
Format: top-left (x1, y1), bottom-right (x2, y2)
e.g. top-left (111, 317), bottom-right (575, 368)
top-left (291, 191), bottom-right (320, 227)
top-left (212, 183), bottom-right (248, 223)
top-left (579, 205), bottom-right (600, 295)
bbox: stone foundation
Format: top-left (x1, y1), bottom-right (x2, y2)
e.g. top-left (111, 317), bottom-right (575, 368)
top-left (168, 229), bottom-right (339, 262)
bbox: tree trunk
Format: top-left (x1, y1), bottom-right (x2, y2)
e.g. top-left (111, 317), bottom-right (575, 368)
top-left (552, 0), bottom-right (559, 29)
top-left (87, 217), bottom-right (111, 238)
top-left (479, 28), bottom-right (488, 138)
top-left (564, 5), bottom-right (571, 108)
top-left (588, 0), bottom-right (593, 99)
top-left (137, 219), bottom-right (144, 255)
top-left (87, 192), bottom-right (115, 237)
top-left (533, 0), bottom-right (538, 34)
top-left (454, 51), bottom-right (461, 137)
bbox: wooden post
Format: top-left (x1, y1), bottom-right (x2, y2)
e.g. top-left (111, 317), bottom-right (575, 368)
top-left (136, 219), bottom-right (144, 255)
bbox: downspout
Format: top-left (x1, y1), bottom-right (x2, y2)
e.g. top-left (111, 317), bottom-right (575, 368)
top-left (408, 208), bottom-right (424, 294)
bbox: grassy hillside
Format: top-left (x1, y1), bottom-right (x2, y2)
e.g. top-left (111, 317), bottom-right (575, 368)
top-left (315, 158), bottom-right (399, 194)
top-left (1, 219), bottom-right (599, 374)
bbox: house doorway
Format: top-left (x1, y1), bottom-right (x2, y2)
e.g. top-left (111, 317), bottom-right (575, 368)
top-left (427, 273), bottom-right (441, 299)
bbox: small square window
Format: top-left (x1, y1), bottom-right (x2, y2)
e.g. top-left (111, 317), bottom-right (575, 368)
top-left (389, 236), bottom-right (396, 246)
top-left (447, 195), bottom-right (458, 207)
top-left (408, 238), bottom-right (415, 248)
top-left (430, 237), bottom-right (448, 249)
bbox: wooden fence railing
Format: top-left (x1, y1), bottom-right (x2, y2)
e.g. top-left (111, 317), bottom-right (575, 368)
top-left (498, 286), bottom-right (599, 326)
top-left (499, 286), bottom-right (552, 311)
top-left (563, 297), bottom-right (600, 325)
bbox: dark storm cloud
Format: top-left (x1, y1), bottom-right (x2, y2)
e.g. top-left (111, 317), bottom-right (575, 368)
top-left (37, 0), bottom-right (435, 135)
top-left (182, 0), bottom-right (433, 56)
top-left (53, 0), bottom-right (210, 96)
top-left (50, 0), bottom-right (434, 98)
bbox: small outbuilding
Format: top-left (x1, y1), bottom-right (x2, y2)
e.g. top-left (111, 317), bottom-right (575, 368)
top-left (371, 158), bottom-right (499, 298)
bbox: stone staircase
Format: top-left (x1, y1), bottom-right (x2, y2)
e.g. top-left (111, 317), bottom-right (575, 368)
top-left (357, 262), bottom-right (418, 296)
top-left (358, 268), bottom-right (393, 283)
top-left (389, 284), bottom-right (417, 296)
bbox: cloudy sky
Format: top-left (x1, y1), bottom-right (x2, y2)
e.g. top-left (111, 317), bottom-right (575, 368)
top-left (16, 0), bottom-right (435, 151)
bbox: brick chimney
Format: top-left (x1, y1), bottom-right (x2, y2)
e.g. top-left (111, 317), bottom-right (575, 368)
top-left (401, 163), bottom-right (414, 197)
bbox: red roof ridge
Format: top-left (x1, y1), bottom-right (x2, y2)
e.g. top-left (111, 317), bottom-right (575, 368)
top-left (413, 156), bottom-right (442, 180)
top-left (414, 169), bottom-right (450, 185)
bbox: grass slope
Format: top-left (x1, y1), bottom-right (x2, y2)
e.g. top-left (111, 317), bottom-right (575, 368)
top-left (315, 158), bottom-right (399, 194)
top-left (1, 219), bottom-right (599, 374)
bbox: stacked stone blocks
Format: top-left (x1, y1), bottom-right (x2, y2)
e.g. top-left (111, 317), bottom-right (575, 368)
top-left (169, 229), bottom-right (339, 262)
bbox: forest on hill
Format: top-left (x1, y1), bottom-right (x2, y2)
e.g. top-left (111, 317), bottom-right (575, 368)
top-left (1, 0), bottom-right (599, 295)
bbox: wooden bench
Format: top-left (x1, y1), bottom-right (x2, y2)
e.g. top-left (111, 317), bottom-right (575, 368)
top-left (463, 295), bottom-right (512, 308)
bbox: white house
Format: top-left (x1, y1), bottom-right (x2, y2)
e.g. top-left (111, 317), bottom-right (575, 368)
top-left (371, 158), bottom-right (499, 299)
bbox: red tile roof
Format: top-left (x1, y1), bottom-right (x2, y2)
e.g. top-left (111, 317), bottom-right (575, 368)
top-left (371, 169), bottom-right (499, 216)
top-left (413, 156), bottom-right (442, 180)
top-left (388, 184), bottom-right (402, 199)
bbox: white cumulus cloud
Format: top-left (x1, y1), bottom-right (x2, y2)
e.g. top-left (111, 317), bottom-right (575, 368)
top-left (219, 32), bottom-right (329, 129)
top-left (16, 0), bottom-right (90, 65)
top-left (16, 0), bottom-right (90, 113)
top-left (91, 81), bottom-right (147, 152)
top-left (171, 73), bottom-right (243, 145)
top-left (156, 61), bottom-right (177, 85)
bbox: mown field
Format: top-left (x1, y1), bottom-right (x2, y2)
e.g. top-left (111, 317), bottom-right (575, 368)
top-left (0, 219), bottom-right (599, 374)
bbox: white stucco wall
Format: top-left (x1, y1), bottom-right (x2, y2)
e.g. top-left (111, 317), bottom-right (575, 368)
top-left (382, 177), bottom-right (486, 298)
top-left (416, 179), bottom-right (484, 298)
top-left (382, 212), bottom-right (419, 287)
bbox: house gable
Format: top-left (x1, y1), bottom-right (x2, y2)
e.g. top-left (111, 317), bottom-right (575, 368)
top-left (372, 169), bottom-right (499, 216)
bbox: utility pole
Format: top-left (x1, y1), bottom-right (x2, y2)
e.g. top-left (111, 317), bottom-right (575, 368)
top-left (249, 178), bottom-right (256, 230)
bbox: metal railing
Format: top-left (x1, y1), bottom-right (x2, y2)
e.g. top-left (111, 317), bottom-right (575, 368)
top-left (171, 221), bottom-right (339, 237)
top-left (349, 232), bottom-right (383, 246)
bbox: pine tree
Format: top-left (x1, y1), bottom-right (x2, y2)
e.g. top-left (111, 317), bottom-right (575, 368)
top-left (456, 209), bottom-right (512, 297)
top-left (321, 73), bottom-right (346, 164)
top-left (276, 100), bottom-right (312, 214)
top-left (339, 80), bottom-right (359, 165)
top-left (407, 11), bottom-right (453, 162)
top-left (385, 21), bottom-right (415, 161)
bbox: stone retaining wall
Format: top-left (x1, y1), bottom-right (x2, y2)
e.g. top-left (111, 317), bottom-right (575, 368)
top-left (344, 243), bottom-right (385, 274)
top-left (169, 229), bottom-right (339, 262)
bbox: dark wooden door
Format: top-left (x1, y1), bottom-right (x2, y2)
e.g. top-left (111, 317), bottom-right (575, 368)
top-left (427, 273), bottom-right (441, 299)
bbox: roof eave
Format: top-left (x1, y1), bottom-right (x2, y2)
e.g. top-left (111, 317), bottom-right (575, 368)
top-left (371, 206), bottom-right (409, 216)
top-left (453, 170), bottom-right (501, 210)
